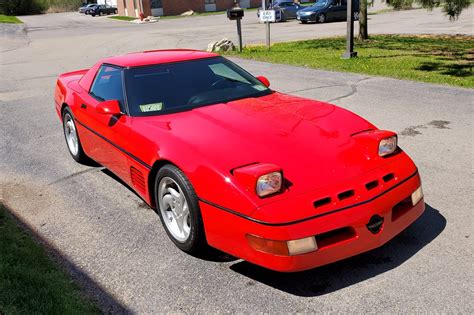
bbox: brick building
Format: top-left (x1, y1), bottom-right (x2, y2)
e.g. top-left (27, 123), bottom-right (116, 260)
top-left (118, 0), bottom-right (263, 17)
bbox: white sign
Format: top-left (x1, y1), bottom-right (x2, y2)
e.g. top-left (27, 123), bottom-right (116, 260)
top-left (260, 10), bottom-right (276, 23)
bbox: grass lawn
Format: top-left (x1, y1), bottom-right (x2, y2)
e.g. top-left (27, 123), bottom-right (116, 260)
top-left (108, 15), bottom-right (137, 21)
top-left (0, 204), bottom-right (100, 314)
top-left (224, 35), bottom-right (474, 88)
top-left (0, 14), bottom-right (22, 24)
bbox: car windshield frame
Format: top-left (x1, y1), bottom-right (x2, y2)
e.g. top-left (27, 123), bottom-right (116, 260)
top-left (123, 56), bottom-right (273, 117)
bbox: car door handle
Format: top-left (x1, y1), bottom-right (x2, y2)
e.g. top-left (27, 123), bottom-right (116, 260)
top-left (81, 104), bottom-right (87, 109)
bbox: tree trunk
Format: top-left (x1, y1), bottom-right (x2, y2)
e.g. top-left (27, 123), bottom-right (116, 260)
top-left (359, 0), bottom-right (368, 40)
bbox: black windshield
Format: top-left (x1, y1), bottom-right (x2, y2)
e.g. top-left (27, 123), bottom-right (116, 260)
top-left (124, 57), bottom-right (272, 116)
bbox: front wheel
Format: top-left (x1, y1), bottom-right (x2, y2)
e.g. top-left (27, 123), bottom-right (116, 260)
top-left (155, 165), bottom-right (207, 254)
top-left (317, 13), bottom-right (326, 23)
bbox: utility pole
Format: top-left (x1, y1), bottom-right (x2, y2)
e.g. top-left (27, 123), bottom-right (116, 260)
top-left (342, 0), bottom-right (357, 59)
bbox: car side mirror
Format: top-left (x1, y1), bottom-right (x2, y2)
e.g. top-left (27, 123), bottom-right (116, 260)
top-left (257, 76), bottom-right (270, 88)
top-left (96, 100), bottom-right (122, 115)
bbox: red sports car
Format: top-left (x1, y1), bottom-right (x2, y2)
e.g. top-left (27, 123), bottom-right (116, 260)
top-left (54, 50), bottom-right (425, 272)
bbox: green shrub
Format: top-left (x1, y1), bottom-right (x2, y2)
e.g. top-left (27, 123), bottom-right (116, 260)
top-left (0, 0), bottom-right (47, 15)
top-left (47, 0), bottom-right (84, 12)
top-left (0, 0), bottom-right (84, 15)
top-left (385, 0), bottom-right (415, 9)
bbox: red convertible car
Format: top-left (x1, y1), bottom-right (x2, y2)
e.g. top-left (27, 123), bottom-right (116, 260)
top-left (54, 50), bottom-right (425, 272)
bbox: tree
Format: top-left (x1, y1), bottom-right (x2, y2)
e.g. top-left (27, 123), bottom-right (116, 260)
top-left (385, 0), bottom-right (471, 21)
top-left (359, 0), bottom-right (369, 40)
top-left (358, 0), bottom-right (470, 40)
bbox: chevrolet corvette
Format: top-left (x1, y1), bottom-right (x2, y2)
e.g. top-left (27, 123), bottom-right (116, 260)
top-left (54, 50), bottom-right (425, 272)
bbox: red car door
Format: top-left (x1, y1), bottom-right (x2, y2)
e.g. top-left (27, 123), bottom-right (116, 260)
top-left (74, 65), bottom-right (133, 183)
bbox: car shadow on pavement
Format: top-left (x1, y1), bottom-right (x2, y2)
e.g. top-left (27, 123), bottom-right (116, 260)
top-left (2, 203), bottom-right (132, 314)
top-left (229, 203), bottom-right (445, 297)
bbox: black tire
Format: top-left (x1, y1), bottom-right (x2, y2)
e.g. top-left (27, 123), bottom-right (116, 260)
top-left (154, 164), bottom-right (207, 254)
top-left (301, 20), bottom-right (308, 24)
top-left (62, 107), bottom-right (92, 165)
top-left (316, 13), bottom-right (326, 23)
top-left (114, 9), bottom-right (118, 14)
top-left (91, 12), bottom-right (95, 17)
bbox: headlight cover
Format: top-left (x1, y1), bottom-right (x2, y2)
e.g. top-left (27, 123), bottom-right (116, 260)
top-left (256, 172), bottom-right (282, 197)
top-left (379, 136), bottom-right (397, 157)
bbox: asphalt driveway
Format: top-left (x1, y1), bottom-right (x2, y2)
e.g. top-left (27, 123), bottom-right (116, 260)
top-left (0, 7), bottom-right (473, 313)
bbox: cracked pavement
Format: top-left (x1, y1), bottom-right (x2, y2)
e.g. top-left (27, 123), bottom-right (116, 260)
top-left (1, 7), bottom-right (473, 313)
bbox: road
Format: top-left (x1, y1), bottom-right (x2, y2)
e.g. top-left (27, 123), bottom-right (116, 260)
top-left (1, 6), bottom-right (473, 313)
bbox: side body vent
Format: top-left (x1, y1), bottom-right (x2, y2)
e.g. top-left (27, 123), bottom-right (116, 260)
top-left (130, 166), bottom-right (146, 194)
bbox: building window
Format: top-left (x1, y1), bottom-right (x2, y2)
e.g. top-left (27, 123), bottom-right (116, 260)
top-left (205, 0), bottom-right (216, 3)
top-left (151, 0), bottom-right (163, 8)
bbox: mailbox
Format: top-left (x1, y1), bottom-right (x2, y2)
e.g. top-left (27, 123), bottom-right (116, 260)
top-left (227, 8), bottom-right (244, 20)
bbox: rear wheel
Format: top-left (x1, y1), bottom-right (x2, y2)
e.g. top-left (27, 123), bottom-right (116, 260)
top-left (155, 165), bottom-right (207, 254)
top-left (317, 13), bottom-right (326, 23)
top-left (62, 107), bottom-right (91, 164)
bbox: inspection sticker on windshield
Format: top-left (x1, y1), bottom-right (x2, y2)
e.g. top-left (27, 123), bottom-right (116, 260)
top-left (140, 103), bottom-right (163, 112)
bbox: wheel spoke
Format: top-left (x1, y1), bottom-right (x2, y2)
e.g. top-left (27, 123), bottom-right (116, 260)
top-left (175, 213), bottom-right (185, 233)
top-left (182, 203), bottom-right (189, 221)
top-left (167, 187), bottom-right (180, 199)
top-left (162, 194), bottom-right (173, 209)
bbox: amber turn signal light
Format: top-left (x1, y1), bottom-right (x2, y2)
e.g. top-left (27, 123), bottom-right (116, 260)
top-left (246, 234), bottom-right (318, 256)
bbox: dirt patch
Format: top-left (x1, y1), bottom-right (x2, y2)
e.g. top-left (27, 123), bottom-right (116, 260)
top-left (400, 120), bottom-right (452, 136)
top-left (429, 120), bottom-right (451, 129)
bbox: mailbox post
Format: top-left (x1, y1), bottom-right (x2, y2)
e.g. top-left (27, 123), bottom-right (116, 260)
top-left (227, 8), bottom-right (244, 52)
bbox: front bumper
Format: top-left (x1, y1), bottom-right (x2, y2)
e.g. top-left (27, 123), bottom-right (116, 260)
top-left (201, 171), bottom-right (424, 272)
top-left (297, 14), bottom-right (316, 22)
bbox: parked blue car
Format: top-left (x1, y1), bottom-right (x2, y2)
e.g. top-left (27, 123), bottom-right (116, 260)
top-left (297, 0), bottom-right (359, 24)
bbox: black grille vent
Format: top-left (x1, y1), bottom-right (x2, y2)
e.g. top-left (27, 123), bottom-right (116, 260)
top-left (130, 166), bottom-right (146, 194)
top-left (313, 197), bottom-right (331, 208)
top-left (338, 190), bottom-right (355, 201)
top-left (365, 180), bottom-right (379, 190)
top-left (383, 173), bottom-right (394, 182)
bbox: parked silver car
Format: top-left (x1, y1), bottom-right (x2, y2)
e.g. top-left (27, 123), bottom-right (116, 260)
top-left (257, 0), bottom-right (303, 22)
top-left (78, 4), bottom-right (95, 14)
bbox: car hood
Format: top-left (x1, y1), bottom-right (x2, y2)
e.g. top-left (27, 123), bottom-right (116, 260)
top-left (140, 92), bottom-right (382, 197)
top-left (298, 6), bottom-right (321, 13)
